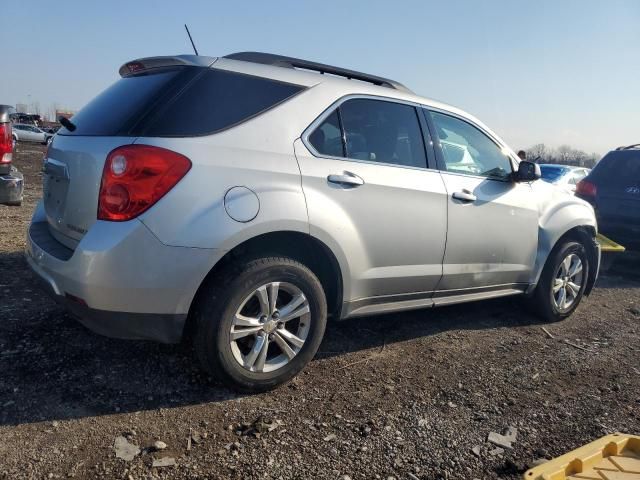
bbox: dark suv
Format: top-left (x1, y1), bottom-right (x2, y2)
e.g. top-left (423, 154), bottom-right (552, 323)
top-left (577, 144), bottom-right (640, 249)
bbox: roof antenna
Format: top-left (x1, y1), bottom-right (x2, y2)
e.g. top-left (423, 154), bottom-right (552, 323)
top-left (184, 24), bottom-right (199, 55)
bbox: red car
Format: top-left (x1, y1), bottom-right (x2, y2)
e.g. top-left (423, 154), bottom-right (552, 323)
top-left (0, 105), bottom-right (24, 206)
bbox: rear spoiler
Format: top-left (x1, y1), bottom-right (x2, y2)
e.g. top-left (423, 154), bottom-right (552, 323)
top-left (118, 55), bottom-right (217, 77)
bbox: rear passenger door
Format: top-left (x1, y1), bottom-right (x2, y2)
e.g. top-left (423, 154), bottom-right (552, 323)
top-left (294, 97), bottom-right (448, 311)
top-left (424, 109), bottom-right (539, 295)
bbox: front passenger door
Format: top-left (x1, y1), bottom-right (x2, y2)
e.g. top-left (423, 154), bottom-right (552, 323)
top-left (425, 109), bottom-right (539, 295)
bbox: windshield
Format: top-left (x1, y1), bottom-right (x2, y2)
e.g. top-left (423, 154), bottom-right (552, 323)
top-left (540, 165), bottom-right (568, 182)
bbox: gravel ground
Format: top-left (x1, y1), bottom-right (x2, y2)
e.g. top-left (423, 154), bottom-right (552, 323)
top-left (1, 144), bottom-right (639, 480)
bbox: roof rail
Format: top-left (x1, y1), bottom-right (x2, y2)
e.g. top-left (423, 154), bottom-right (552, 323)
top-left (224, 51), bottom-right (413, 94)
top-left (616, 143), bottom-right (640, 150)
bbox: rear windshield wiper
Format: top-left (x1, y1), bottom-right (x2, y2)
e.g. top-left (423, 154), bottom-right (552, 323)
top-left (59, 116), bottom-right (76, 132)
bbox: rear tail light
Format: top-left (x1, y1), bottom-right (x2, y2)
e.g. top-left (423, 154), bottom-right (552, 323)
top-left (98, 145), bottom-right (191, 221)
top-left (0, 123), bottom-right (13, 164)
top-left (576, 179), bottom-right (597, 198)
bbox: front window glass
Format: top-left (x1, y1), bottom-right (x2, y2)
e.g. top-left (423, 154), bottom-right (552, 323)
top-left (430, 111), bottom-right (513, 179)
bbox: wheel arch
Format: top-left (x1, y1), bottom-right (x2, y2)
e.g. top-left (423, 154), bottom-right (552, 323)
top-left (184, 230), bottom-right (345, 340)
top-left (531, 222), bottom-right (599, 296)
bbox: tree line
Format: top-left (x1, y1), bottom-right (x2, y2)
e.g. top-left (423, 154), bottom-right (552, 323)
top-left (525, 144), bottom-right (600, 168)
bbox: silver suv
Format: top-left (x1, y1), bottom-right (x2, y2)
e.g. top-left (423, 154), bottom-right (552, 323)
top-left (26, 53), bottom-right (600, 391)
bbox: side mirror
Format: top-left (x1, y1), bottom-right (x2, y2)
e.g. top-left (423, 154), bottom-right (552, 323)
top-left (513, 160), bottom-right (541, 182)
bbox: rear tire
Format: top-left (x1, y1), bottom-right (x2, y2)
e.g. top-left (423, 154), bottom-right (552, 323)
top-left (532, 241), bottom-right (589, 322)
top-left (194, 256), bottom-right (327, 392)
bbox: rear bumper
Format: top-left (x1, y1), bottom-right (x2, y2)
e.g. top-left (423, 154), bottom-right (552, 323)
top-left (26, 254), bottom-right (186, 343)
top-left (25, 201), bottom-right (224, 343)
top-left (0, 168), bottom-right (24, 205)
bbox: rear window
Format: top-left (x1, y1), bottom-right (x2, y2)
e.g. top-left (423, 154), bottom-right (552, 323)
top-left (60, 68), bottom-right (186, 136)
top-left (60, 67), bottom-right (305, 137)
top-left (591, 151), bottom-right (640, 186)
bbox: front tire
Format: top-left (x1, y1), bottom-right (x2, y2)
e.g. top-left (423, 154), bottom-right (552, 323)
top-left (533, 241), bottom-right (589, 322)
top-left (194, 257), bottom-right (327, 392)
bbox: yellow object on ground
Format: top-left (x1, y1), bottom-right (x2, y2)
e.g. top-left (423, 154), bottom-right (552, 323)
top-left (597, 234), bottom-right (626, 253)
top-left (524, 433), bottom-right (640, 479)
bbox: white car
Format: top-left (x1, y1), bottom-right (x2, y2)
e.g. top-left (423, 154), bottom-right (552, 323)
top-left (539, 164), bottom-right (591, 193)
top-left (12, 124), bottom-right (53, 145)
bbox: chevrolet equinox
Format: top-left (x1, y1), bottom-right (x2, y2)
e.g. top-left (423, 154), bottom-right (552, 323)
top-left (26, 52), bottom-right (600, 391)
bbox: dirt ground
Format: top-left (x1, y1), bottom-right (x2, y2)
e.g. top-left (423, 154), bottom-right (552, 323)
top-left (1, 144), bottom-right (639, 480)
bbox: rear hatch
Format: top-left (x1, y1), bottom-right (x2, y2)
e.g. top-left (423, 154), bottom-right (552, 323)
top-left (44, 57), bottom-right (216, 249)
top-left (44, 54), bottom-right (306, 249)
top-left (44, 136), bottom-right (135, 247)
top-left (592, 151), bottom-right (640, 226)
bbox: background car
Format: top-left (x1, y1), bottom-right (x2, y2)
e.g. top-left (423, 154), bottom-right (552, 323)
top-left (540, 164), bottom-right (591, 193)
top-left (11, 123), bottom-right (53, 145)
top-left (439, 140), bottom-right (482, 175)
top-left (576, 144), bottom-right (640, 249)
top-left (0, 105), bottom-right (24, 206)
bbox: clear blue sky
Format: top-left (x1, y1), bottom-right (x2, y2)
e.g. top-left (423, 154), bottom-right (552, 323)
top-left (3, 0), bottom-right (639, 155)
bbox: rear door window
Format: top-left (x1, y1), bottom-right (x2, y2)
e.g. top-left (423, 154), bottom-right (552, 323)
top-left (339, 99), bottom-right (427, 168)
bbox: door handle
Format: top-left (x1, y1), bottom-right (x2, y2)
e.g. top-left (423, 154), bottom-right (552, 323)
top-left (327, 172), bottom-right (364, 187)
top-left (452, 190), bottom-right (476, 202)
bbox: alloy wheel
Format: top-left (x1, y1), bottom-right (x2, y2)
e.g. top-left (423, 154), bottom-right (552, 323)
top-left (229, 282), bottom-right (311, 373)
top-left (551, 253), bottom-right (584, 312)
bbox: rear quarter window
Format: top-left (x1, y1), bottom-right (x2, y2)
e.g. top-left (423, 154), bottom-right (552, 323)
top-left (142, 69), bottom-right (304, 136)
